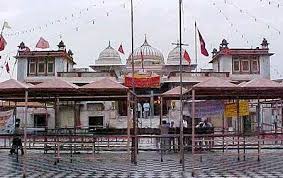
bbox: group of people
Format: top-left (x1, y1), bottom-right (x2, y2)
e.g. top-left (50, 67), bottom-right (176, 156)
top-left (196, 118), bottom-right (213, 150)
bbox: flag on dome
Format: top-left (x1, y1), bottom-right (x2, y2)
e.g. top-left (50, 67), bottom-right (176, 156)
top-left (118, 44), bottom-right (124, 54)
top-left (0, 35), bottom-right (7, 51)
top-left (36, 37), bottom-right (49, 49)
top-left (183, 50), bottom-right (191, 63)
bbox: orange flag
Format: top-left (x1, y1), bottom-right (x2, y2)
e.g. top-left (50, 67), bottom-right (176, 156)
top-left (183, 50), bottom-right (191, 63)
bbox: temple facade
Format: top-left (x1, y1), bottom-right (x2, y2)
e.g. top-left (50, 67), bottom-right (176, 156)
top-left (13, 37), bottom-right (274, 132)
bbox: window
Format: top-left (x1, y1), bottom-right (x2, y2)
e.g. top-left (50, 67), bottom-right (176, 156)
top-left (47, 61), bottom-right (54, 74)
top-left (29, 60), bottom-right (36, 75)
top-left (27, 57), bottom-right (55, 76)
top-left (232, 56), bottom-right (260, 74)
top-left (37, 61), bottom-right (46, 74)
top-left (233, 59), bottom-right (240, 72)
top-left (241, 60), bottom-right (250, 72)
top-left (251, 60), bottom-right (259, 73)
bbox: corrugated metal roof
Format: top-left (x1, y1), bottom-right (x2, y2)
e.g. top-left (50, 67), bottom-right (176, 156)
top-left (193, 77), bottom-right (237, 88)
top-left (80, 78), bottom-right (128, 90)
top-left (0, 79), bottom-right (29, 90)
top-left (30, 78), bottom-right (78, 91)
top-left (162, 86), bottom-right (188, 97)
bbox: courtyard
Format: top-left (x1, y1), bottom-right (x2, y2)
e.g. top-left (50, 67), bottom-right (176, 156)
top-left (1, 150), bottom-right (283, 178)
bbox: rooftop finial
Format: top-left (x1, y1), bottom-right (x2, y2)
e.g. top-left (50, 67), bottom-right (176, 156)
top-left (142, 34), bottom-right (150, 46)
top-left (108, 40), bottom-right (111, 47)
top-left (261, 38), bottom-right (269, 49)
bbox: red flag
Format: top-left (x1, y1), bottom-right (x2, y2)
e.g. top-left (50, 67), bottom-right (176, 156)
top-left (36, 37), bottom-right (49, 49)
top-left (5, 62), bottom-right (10, 73)
top-left (141, 50), bottom-right (144, 69)
top-left (197, 30), bottom-right (209, 56)
top-left (183, 50), bottom-right (191, 63)
top-left (0, 36), bottom-right (7, 51)
top-left (118, 44), bottom-right (124, 54)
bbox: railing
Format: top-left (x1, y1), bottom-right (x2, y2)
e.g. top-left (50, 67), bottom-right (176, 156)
top-left (168, 72), bottom-right (230, 78)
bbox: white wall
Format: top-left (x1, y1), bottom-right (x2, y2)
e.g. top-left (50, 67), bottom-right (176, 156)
top-left (219, 56), bottom-right (232, 73)
top-left (55, 57), bottom-right (66, 74)
top-left (17, 59), bottom-right (28, 82)
top-left (212, 60), bottom-right (218, 72)
top-left (260, 56), bottom-right (271, 79)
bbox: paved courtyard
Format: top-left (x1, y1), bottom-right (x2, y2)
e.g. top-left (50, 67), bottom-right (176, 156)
top-left (1, 150), bottom-right (283, 177)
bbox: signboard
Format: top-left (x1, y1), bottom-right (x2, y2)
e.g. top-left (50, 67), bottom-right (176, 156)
top-left (224, 100), bottom-right (249, 118)
top-left (183, 100), bottom-right (224, 118)
top-left (125, 74), bottom-right (160, 88)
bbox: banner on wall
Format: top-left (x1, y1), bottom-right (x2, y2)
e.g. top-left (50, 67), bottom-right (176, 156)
top-left (183, 100), bottom-right (224, 118)
top-left (124, 73), bottom-right (160, 88)
top-left (224, 100), bottom-right (249, 118)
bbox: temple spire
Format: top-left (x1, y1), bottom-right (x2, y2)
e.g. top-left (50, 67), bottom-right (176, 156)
top-left (142, 34), bottom-right (149, 46)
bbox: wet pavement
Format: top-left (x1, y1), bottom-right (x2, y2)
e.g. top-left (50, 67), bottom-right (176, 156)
top-left (0, 150), bottom-right (283, 177)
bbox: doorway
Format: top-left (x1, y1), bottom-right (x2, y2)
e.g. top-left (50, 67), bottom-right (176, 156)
top-left (34, 114), bottom-right (47, 128)
top-left (89, 116), bottom-right (103, 128)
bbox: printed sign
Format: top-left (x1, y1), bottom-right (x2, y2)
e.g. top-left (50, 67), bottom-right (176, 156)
top-left (183, 100), bottom-right (224, 118)
top-left (125, 74), bottom-right (160, 88)
top-left (224, 100), bottom-right (249, 118)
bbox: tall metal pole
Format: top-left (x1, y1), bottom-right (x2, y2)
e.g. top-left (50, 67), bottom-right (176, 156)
top-left (178, 0), bottom-right (185, 171)
top-left (23, 90), bottom-right (28, 178)
top-left (130, 0), bottom-right (137, 165)
top-left (191, 89), bottom-right (196, 177)
top-left (194, 22), bottom-right (198, 71)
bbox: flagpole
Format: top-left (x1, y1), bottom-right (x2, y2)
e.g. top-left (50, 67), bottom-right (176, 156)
top-left (178, 0), bottom-right (185, 172)
top-left (194, 22), bottom-right (198, 72)
top-left (130, 0), bottom-right (137, 165)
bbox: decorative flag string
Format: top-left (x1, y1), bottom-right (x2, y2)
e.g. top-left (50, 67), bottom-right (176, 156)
top-left (212, 2), bottom-right (250, 46)
top-left (224, 0), bottom-right (281, 35)
top-left (3, 1), bottom-right (128, 38)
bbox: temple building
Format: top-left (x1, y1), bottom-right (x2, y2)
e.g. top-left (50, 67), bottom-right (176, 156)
top-left (12, 37), bottom-right (275, 132)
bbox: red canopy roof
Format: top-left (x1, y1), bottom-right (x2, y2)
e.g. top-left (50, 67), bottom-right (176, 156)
top-left (0, 79), bottom-right (29, 91)
top-left (162, 86), bottom-right (188, 98)
top-left (80, 78), bottom-right (128, 92)
top-left (30, 78), bottom-right (78, 92)
top-left (240, 78), bottom-right (282, 89)
top-left (193, 77), bottom-right (237, 89)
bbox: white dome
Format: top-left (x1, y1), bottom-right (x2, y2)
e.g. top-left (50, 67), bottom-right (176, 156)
top-left (127, 37), bottom-right (164, 66)
top-left (167, 45), bottom-right (190, 65)
top-left (96, 42), bottom-right (122, 65)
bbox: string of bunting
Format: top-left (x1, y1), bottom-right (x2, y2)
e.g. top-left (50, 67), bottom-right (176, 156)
top-left (3, 0), bottom-right (128, 38)
top-left (224, 0), bottom-right (281, 35)
top-left (211, 1), bottom-right (250, 46)
top-left (259, 0), bottom-right (281, 8)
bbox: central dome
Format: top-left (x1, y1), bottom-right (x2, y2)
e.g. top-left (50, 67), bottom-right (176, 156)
top-left (127, 37), bottom-right (164, 66)
top-left (96, 42), bottom-right (122, 65)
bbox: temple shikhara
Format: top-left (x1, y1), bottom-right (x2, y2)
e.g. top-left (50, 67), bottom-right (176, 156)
top-left (7, 36), bottom-right (275, 133)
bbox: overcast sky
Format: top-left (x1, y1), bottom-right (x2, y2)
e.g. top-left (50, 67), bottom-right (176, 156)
top-left (0, 0), bottom-right (282, 81)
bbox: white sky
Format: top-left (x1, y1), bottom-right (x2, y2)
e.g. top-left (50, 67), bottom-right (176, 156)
top-left (0, 0), bottom-right (282, 81)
